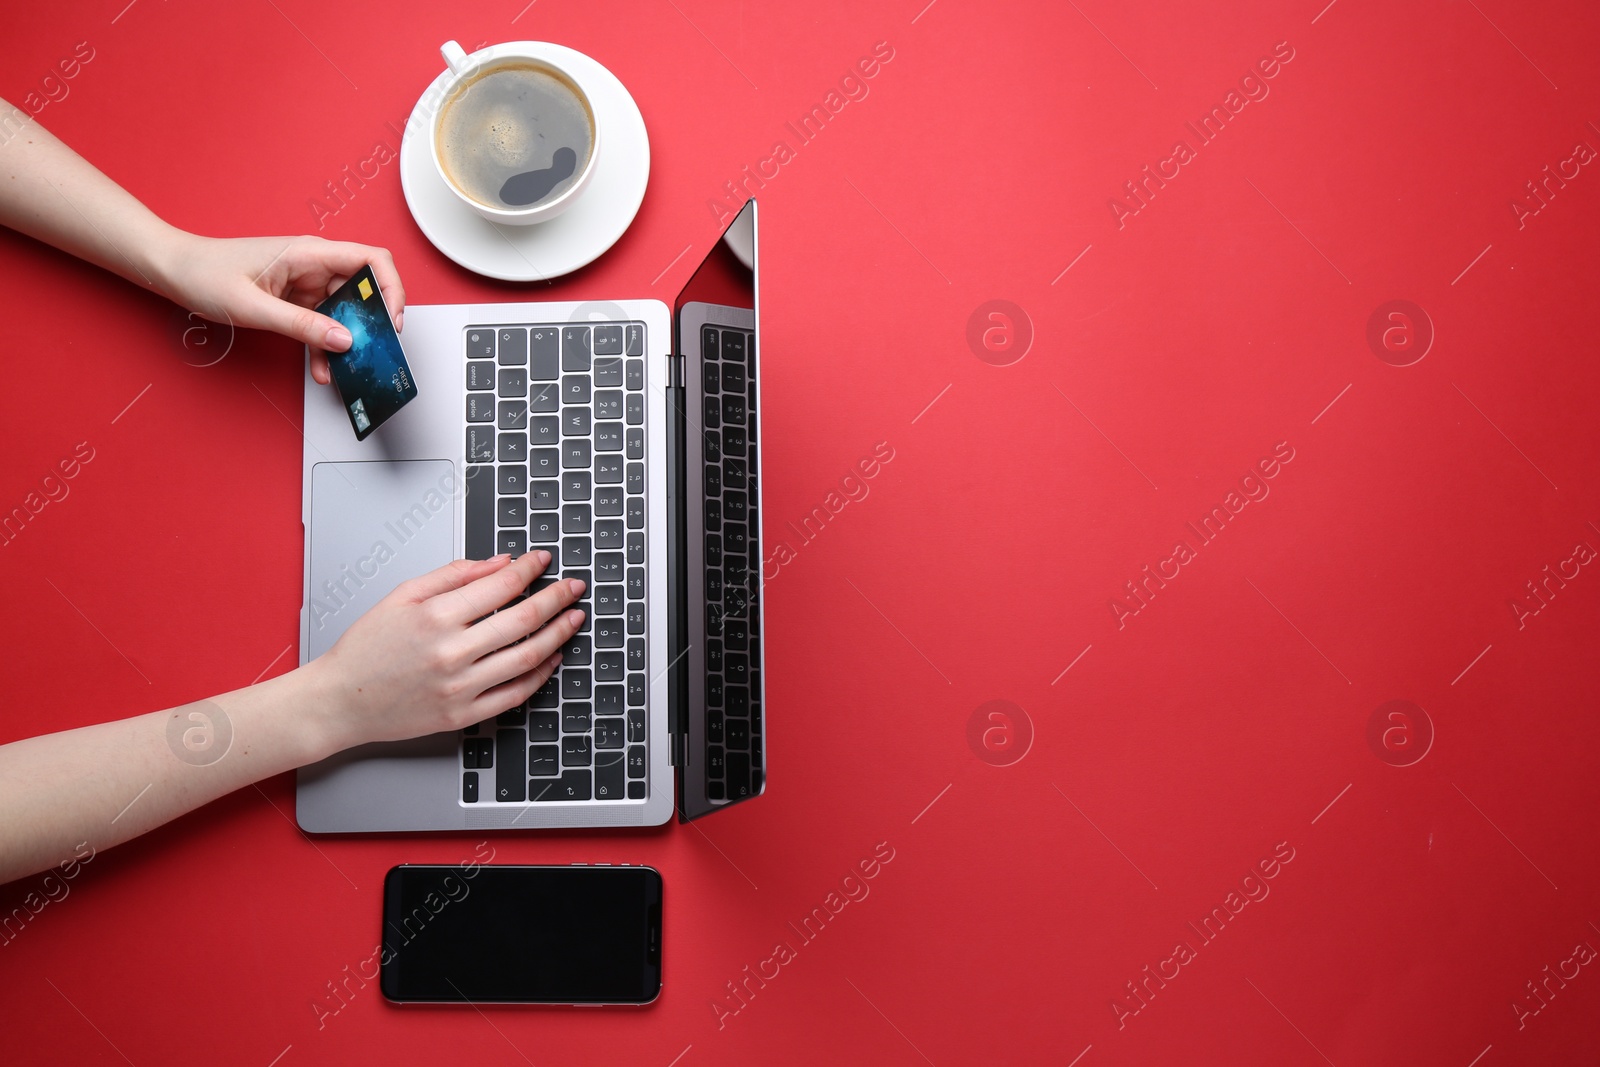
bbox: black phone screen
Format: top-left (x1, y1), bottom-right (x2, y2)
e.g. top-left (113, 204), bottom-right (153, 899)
top-left (381, 865), bottom-right (662, 1004)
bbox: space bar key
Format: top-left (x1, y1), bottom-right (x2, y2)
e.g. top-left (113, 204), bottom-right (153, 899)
top-left (495, 728), bottom-right (526, 802)
top-left (465, 465), bottom-right (496, 561)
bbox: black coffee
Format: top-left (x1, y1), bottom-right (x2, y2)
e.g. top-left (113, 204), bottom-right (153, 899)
top-left (437, 61), bottom-right (594, 211)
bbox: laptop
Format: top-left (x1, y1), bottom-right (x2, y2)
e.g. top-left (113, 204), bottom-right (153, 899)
top-left (295, 199), bottom-right (764, 831)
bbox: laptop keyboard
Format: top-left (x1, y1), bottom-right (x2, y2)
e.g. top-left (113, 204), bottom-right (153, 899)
top-left (459, 321), bottom-right (649, 805)
top-left (700, 325), bottom-right (763, 803)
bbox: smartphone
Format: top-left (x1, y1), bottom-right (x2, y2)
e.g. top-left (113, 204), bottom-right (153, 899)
top-left (381, 864), bottom-right (662, 1004)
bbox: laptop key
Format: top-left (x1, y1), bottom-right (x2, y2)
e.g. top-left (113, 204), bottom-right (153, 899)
top-left (705, 534), bottom-right (722, 568)
top-left (463, 772), bottom-right (479, 802)
top-left (562, 735), bottom-right (592, 767)
top-left (466, 330), bottom-right (495, 360)
top-left (595, 751), bottom-right (625, 799)
top-left (627, 672), bottom-right (646, 706)
top-left (497, 498), bottom-right (526, 528)
top-left (595, 486), bottom-right (624, 517)
top-left (702, 326), bottom-right (719, 359)
top-left (704, 361), bottom-right (720, 393)
top-left (626, 393), bottom-right (643, 426)
top-left (595, 585), bottom-right (625, 615)
top-left (626, 496), bottom-right (644, 530)
top-left (530, 710), bottom-right (559, 740)
top-left (594, 390), bottom-right (623, 420)
top-left (562, 704), bottom-right (592, 734)
top-left (722, 362), bottom-right (746, 393)
top-left (563, 407), bottom-right (592, 436)
top-left (626, 462), bottom-right (644, 494)
top-left (626, 601), bottom-right (645, 634)
top-left (529, 744), bottom-right (560, 776)
top-left (727, 719), bottom-right (749, 749)
top-left (594, 617), bottom-right (625, 647)
top-left (551, 770), bottom-right (591, 801)
top-left (467, 393), bottom-right (496, 422)
top-left (530, 328), bottom-right (559, 379)
top-left (596, 651), bottom-right (624, 682)
top-left (704, 430), bottom-right (721, 463)
top-left (562, 633), bottom-right (592, 666)
top-left (594, 357), bottom-right (623, 388)
top-left (723, 330), bottom-right (745, 361)
top-left (467, 427), bottom-right (495, 463)
top-left (595, 423), bottom-right (623, 452)
top-left (627, 532), bottom-right (645, 565)
top-left (497, 531), bottom-right (526, 557)
top-left (628, 638), bottom-right (644, 671)
top-left (596, 684), bottom-right (624, 715)
top-left (563, 438), bottom-right (592, 469)
top-left (530, 415), bottom-right (559, 446)
top-left (627, 745), bottom-right (646, 778)
top-left (562, 504), bottom-right (592, 534)
top-left (497, 328), bottom-right (527, 365)
top-left (596, 520), bottom-right (625, 549)
top-left (498, 401), bottom-right (528, 431)
top-left (593, 325), bottom-right (623, 354)
top-left (707, 711), bottom-right (724, 745)
top-left (727, 753), bottom-right (751, 797)
top-left (626, 567), bottom-right (645, 600)
top-left (529, 479), bottom-right (558, 510)
top-left (562, 326), bottom-right (591, 371)
top-left (708, 746), bottom-right (725, 777)
top-left (495, 728), bottom-right (527, 802)
top-left (562, 373), bottom-right (591, 406)
top-left (561, 667), bottom-right (593, 701)
top-left (498, 367), bottom-right (527, 397)
top-left (722, 395), bottom-right (747, 425)
top-left (467, 359), bottom-right (496, 391)
top-left (496, 464), bottom-right (527, 495)
top-left (596, 456), bottom-right (623, 484)
top-left (531, 447), bottom-right (560, 477)
top-left (498, 432), bottom-right (527, 463)
top-left (623, 357), bottom-right (642, 390)
top-left (565, 536), bottom-right (593, 567)
top-left (563, 471), bottom-right (592, 501)
top-left (595, 552), bottom-right (624, 583)
top-left (531, 514), bottom-right (558, 543)
top-left (594, 717), bottom-right (624, 749)
top-left (627, 708), bottom-right (645, 744)
top-left (724, 491), bottom-right (747, 522)
top-left (529, 382), bottom-right (559, 412)
top-left (705, 463), bottom-right (722, 496)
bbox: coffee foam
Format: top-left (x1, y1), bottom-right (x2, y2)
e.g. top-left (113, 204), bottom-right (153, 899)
top-left (436, 61), bottom-right (593, 211)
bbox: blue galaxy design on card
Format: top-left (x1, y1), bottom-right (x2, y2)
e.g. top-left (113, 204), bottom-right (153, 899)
top-left (317, 265), bottom-right (416, 440)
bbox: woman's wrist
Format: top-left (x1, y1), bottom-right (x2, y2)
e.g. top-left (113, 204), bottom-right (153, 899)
top-left (140, 224), bottom-right (202, 309)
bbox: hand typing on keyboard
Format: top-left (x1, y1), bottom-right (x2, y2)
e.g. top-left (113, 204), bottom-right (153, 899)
top-left (0, 551), bottom-right (582, 885)
top-left (303, 550), bottom-right (585, 746)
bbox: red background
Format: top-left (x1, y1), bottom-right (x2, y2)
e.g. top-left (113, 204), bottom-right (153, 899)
top-left (4, 1), bottom-right (1599, 1063)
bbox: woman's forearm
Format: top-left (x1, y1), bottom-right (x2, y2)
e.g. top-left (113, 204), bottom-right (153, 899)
top-left (0, 663), bottom-right (344, 885)
top-left (0, 95), bottom-right (189, 299)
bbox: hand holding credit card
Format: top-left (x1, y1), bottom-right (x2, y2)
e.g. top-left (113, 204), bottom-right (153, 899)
top-left (316, 264), bottom-right (418, 440)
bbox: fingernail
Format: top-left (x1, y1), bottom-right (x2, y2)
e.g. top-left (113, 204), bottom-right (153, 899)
top-left (537, 550), bottom-right (551, 565)
top-left (567, 609), bottom-right (585, 626)
top-left (549, 652), bottom-right (564, 667)
top-left (327, 324), bottom-right (352, 349)
top-left (491, 553), bottom-right (509, 562)
top-left (566, 578), bottom-right (586, 595)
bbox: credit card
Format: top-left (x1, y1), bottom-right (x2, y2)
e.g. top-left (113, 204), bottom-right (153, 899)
top-left (316, 265), bottom-right (417, 441)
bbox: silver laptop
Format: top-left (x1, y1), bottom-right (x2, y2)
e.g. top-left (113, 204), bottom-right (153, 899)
top-left (296, 200), bottom-right (763, 831)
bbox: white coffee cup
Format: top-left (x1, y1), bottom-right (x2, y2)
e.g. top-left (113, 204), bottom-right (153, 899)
top-left (429, 40), bottom-right (602, 226)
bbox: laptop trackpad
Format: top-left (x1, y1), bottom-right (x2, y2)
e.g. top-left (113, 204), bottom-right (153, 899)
top-left (307, 460), bottom-right (455, 658)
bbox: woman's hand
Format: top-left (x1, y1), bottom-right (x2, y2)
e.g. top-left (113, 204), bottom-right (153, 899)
top-left (304, 552), bottom-right (585, 752)
top-left (157, 232), bottom-right (405, 384)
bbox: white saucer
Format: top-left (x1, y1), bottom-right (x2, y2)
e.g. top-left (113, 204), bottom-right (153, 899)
top-left (399, 42), bottom-right (650, 282)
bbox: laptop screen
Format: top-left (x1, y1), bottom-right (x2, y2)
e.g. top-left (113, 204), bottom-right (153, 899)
top-left (672, 199), bottom-right (763, 821)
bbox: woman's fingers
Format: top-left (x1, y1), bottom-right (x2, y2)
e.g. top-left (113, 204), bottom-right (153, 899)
top-left (462, 576), bottom-right (585, 659)
top-left (471, 650), bottom-right (565, 721)
top-left (438, 551), bottom-right (556, 625)
top-left (467, 605), bottom-right (586, 696)
top-left (393, 554), bottom-right (515, 605)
